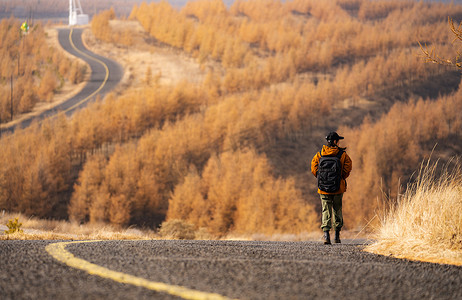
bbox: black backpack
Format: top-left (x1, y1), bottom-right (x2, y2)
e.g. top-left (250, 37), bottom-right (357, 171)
top-left (317, 149), bottom-right (344, 193)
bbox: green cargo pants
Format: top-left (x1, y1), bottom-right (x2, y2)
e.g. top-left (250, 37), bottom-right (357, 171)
top-left (320, 193), bottom-right (343, 232)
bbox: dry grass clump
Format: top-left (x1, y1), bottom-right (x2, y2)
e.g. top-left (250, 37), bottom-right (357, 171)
top-left (366, 159), bottom-right (462, 266)
top-left (157, 219), bottom-right (216, 240)
top-left (158, 219), bottom-right (197, 240)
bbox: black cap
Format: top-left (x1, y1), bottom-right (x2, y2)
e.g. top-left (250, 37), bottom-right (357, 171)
top-left (326, 132), bottom-right (344, 141)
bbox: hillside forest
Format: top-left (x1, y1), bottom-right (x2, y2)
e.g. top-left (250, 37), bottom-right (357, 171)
top-left (1, 0), bottom-right (462, 237)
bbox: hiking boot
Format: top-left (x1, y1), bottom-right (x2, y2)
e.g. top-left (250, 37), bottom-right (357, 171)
top-left (323, 231), bottom-right (331, 245)
top-left (334, 230), bottom-right (341, 244)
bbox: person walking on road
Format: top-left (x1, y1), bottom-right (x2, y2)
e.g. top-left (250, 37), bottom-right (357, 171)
top-left (311, 132), bottom-right (352, 244)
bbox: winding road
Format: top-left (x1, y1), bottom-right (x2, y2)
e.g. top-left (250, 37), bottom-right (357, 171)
top-left (1, 27), bottom-right (123, 134)
top-left (0, 240), bottom-right (461, 299)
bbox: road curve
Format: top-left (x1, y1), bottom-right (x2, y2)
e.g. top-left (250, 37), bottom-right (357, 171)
top-left (1, 27), bottom-right (123, 134)
top-left (0, 240), bottom-right (460, 300)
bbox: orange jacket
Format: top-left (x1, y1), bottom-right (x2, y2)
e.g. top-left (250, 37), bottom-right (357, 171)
top-left (311, 145), bottom-right (352, 195)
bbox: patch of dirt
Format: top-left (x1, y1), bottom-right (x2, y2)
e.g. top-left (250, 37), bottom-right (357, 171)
top-left (82, 20), bottom-right (210, 91)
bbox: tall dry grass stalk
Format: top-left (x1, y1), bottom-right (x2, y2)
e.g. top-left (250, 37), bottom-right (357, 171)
top-left (366, 158), bottom-right (462, 265)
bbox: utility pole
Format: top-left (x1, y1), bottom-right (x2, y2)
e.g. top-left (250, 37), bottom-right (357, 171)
top-left (18, 35), bottom-right (23, 76)
top-left (10, 74), bottom-right (13, 121)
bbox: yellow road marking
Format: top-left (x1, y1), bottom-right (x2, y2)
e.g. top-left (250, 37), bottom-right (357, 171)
top-left (45, 240), bottom-right (236, 300)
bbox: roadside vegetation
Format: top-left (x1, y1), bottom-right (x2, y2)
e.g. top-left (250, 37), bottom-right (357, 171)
top-left (0, 212), bottom-right (156, 240)
top-left (366, 159), bottom-right (462, 266)
top-left (1, 0), bottom-right (462, 255)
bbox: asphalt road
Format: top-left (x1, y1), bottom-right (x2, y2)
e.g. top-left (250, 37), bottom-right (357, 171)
top-left (1, 27), bottom-right (123, 134)
top-left (0, 240), bottom-right (460, 300)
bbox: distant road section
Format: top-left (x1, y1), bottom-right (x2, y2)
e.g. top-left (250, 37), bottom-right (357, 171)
top-left (1, 27), bottom-right (123, 134)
